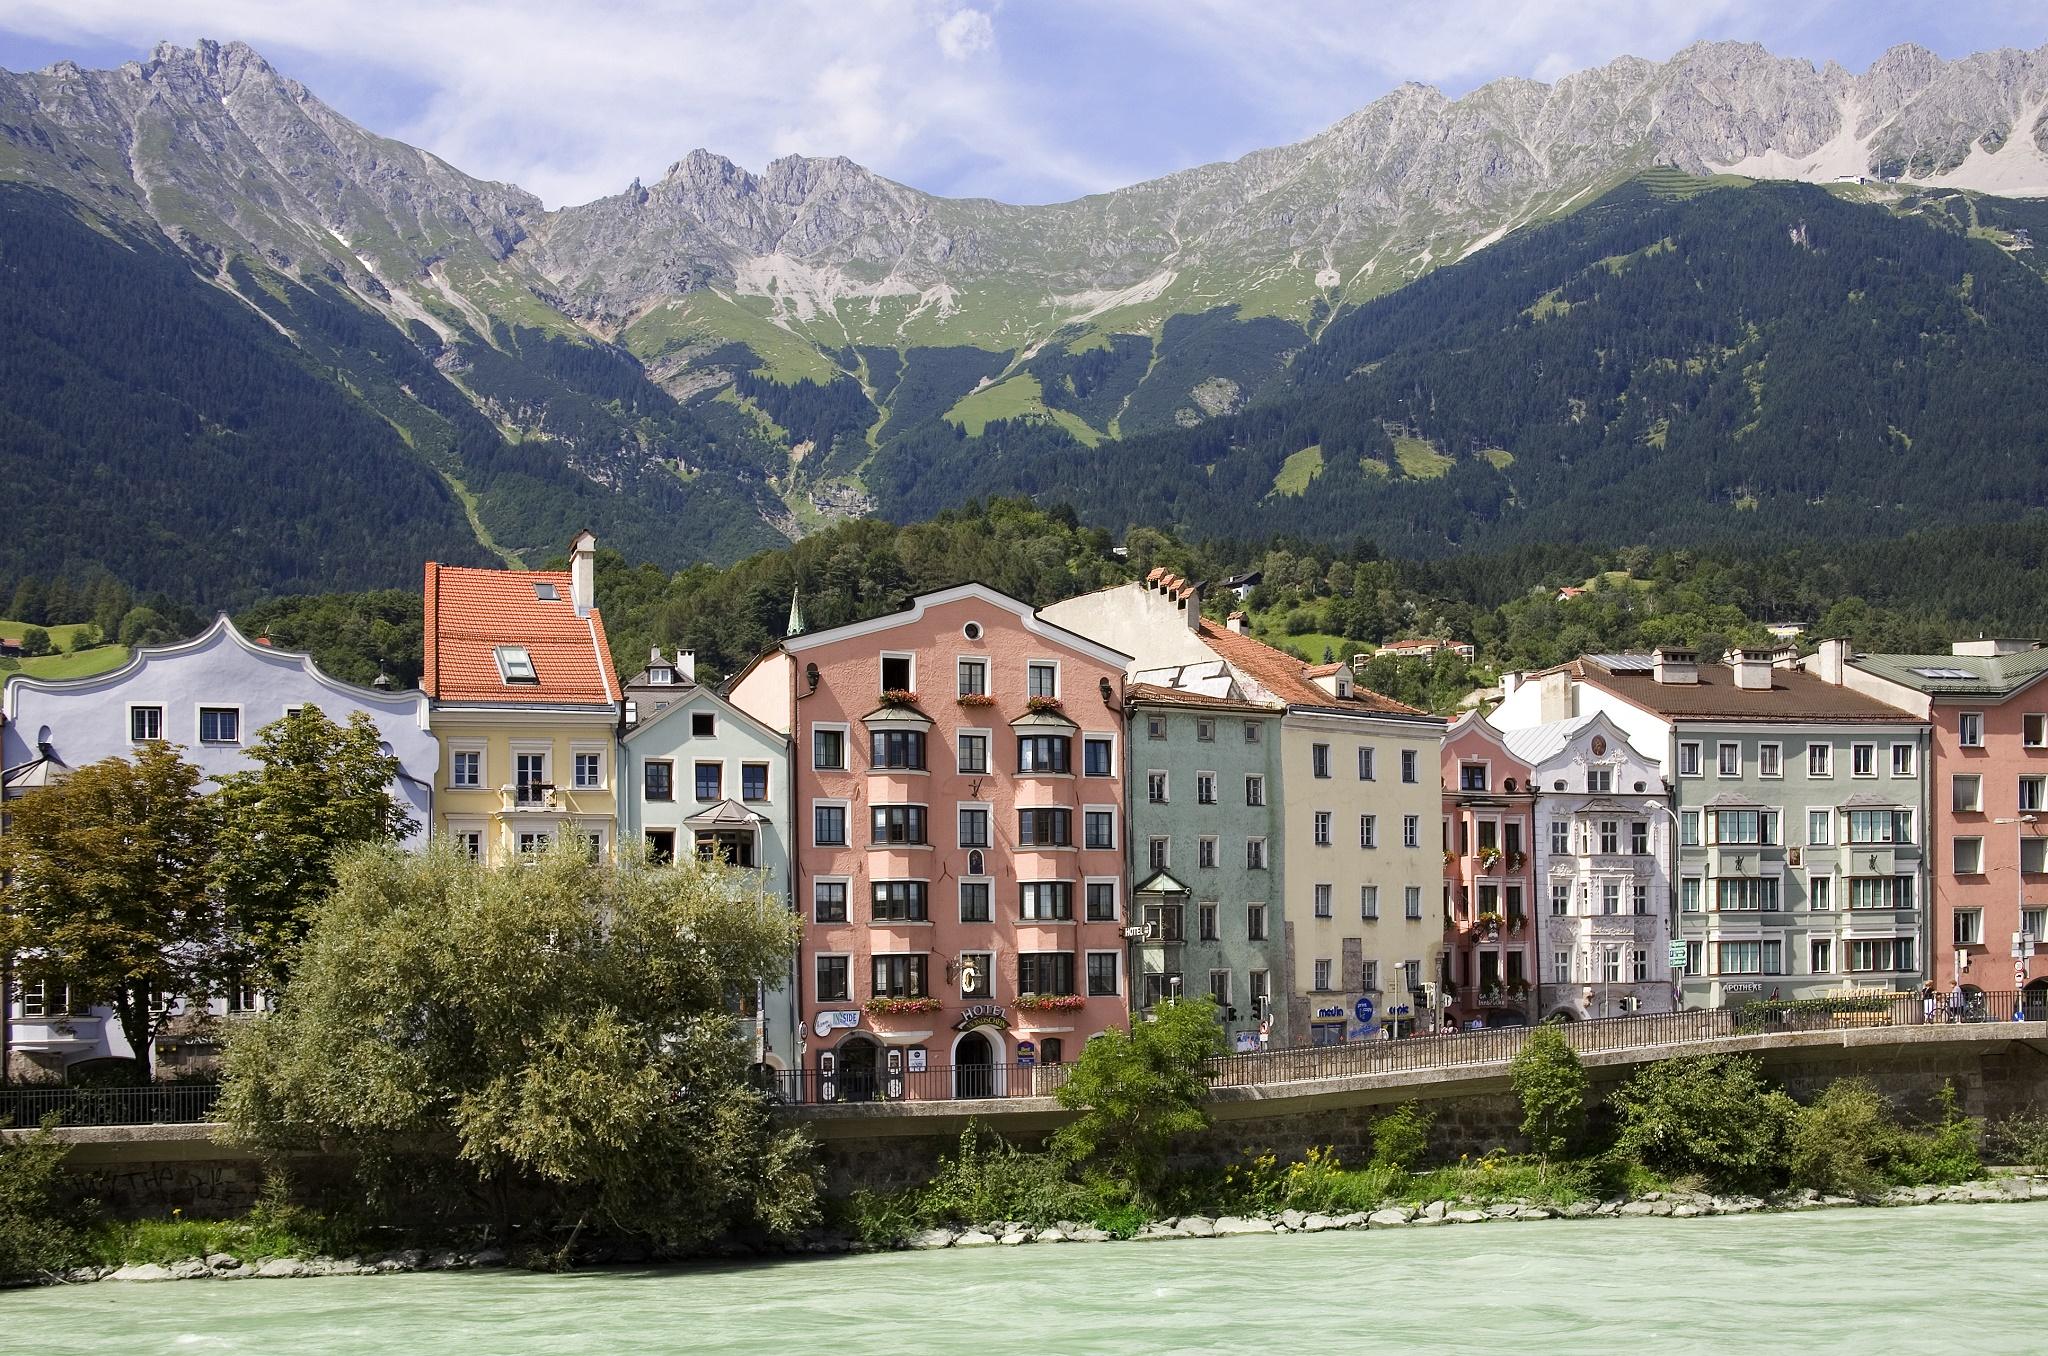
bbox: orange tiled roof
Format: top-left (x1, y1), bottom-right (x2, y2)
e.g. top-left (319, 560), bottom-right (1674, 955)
top-left (423, 562), bottom-right (619, 705)
top-left (1195, 620), bottom-right (1427, 718)
top-left (1128, 682), bottom-right (1278, 714)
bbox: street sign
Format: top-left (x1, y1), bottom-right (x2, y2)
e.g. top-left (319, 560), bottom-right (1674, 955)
top-left (1668, 941), bottom-right (1688, 969)
top-left (1353, 995), bottom-right (1377, 1025)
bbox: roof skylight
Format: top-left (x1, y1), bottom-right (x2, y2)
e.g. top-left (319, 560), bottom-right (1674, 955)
top-left (496, 645), bottom-right (538, 684)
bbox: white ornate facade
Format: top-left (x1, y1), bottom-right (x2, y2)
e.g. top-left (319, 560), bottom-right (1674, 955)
top-left (1503, 712), bottom-right (1675, 1019)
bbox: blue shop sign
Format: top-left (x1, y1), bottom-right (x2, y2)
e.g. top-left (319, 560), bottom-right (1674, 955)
top-left (1353, 996), bottom-right (1376, 1025)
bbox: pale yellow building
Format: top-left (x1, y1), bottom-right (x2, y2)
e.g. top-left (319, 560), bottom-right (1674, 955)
top-left (424, 532), bottom-right (622, 861)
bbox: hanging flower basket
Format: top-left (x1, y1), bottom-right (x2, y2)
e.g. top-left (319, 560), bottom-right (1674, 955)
top-left (1014, 993), bottom-right (1087, 1012)
top-left (1025, 695), bottom-right (1066, 714)
top-left (862, 996), bottom-right (942, 1016)
top-left (1477, 846), bottom-right (1503, 869)
top-left (1475, 911), bottom-right (1505, 934)
top-left (878, 689), bottom-right (920, 708)
top-left (957, 693), bottom-right (997, 707)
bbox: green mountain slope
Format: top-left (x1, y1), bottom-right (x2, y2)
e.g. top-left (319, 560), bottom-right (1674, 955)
top-left (881, 179), bottom-right (2048, 556)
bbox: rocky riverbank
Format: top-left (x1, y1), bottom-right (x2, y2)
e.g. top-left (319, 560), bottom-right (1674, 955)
top-left (55, 1173), bottom-right (2048, 1285)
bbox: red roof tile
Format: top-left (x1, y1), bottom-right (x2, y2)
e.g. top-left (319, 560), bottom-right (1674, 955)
top-left (1128, 683), bottom-right (1278, 714)
top-left (423, 562), bottom-right (619, 705)
top-left (1195, 620), bottom-right (1428, 718)
top-left (1566, 656), bottom-right (1913, 723)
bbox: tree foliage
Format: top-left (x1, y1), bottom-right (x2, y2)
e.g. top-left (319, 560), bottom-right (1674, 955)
top-left (1053, 997), bottom-right (1225, 1198)
top-left (211, 706), bottom-right (416, 985)
top-left (220, 843), bottom-right (815, 1247)
top-left (1610, 1054), bottom-right (1797, 1193)
top-left (0, 744), bottom-right (218, 1079)
top-left (1511, 1027), bottom-right (1588, 1172)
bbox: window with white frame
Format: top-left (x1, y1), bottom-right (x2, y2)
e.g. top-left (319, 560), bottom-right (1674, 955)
top-left (1147, 714), bottom-right (1167, 740)
top-left (452, 750), bottom-right (482, 789)
top-left (1959, 712), bottom-right (1984, 748)
top-left (1197, 772), bottom-right (1217, 805)
top-left (1717, 743), bottom-right (1740, 777)
top-left (1362, 960), bottom-right (1380, 992)
top-left (1953, 837), bottom-right (1985, 875)
top-left (1147, 771), bottom-right (1168, 803)
top-left (1550, 820), bottom-right (1569, 855)
top-left (1401, 749), bottom-right (1418, 783)
top-left (1954, 908), bottom-right (1985, 946)
top-left (1313, 959), bottom-right (1333, 991)
top-left (1680, 877), bottom-right (1702, 911)
top-left (2024, 838), bottom-right (2048, 875)
top-left (814, 880), bottom-right (850, 923)
top-left (813, 801), bottom-right (849, 846)
top-left (958, 881), bottom-right (991, 923)
top-left (1551, 883), bottom-right (1570, 916)
top-left (1588, 768), bottom-right (1613, 793)
top-left (1954, 774), bottom-right (1983, 813)
top-left (1891, 744), bottom-right (1915, 777)
top-left (957, 731), bottom-right (989, 775)
top-left (1148, 837), bottom-right (1170, 871)
top-left (494, 646), bottom-right (537, 684)
top-left (1084, 809), bottom-right (1116, 850)
top-left (1244, 721), bottom-right (1261, 744)
top-left (1759, 743), bottom-right (1782, 777)
top-left (1196, 718), bottom-right (1215, 742)
top-left (1198, 836), bottom-right (1218, 869)
top-left (1403, 815), bottom-right (1420, 848)
top-left (1314, 811), bottom-right (1332, 846)
top-left (129, 705), bottom-right (163, 742)
top-left (1809, 744), bottom-right (1833, 778)
top-left (1358, 747), bottom-right (1376, 780)
top-left (1552, 951), bottom-right (1572, 984)
top-left (1810, 938), bottom-right (1833, 974)
top-left (1680, 810), bottom-right (1700, 847)
top-left (2027, 714), bottom-right (2048, 749)
top-left (1245, 774), bottom-right (1266, 806)
top-left (1086, 881), bottom-right (1119, 923)
top-left (1851, 743), bottom-right (1876, 777)
top-left (199, 706), bottom-right (240, 743)
top-left (879, 653), bottom-right (914, 693)
top-left (1679, 742), bottom-right (1702, 777)
top-left (957, 657), bottom-right (988, 697)
top-left (1313, 884), bottom-right (1333, 918)
top-left (1312, 743), bottom-right (1332, 778)
top-left (2022, 777), bottom-right (2046, 813)
top-left (1360, 814), bottom-right (1378, 848)
top-left (1246, 838), bottom-right (1267, 870)
top-left (2025, 907), bottom-right (2048, 942)
top-left (958, 805), bottom-right (991, 848)
top-left (812, 725), bottom-right (847, 770)
top-left (573, 751), bottom-right (602, 789)
top-left (1027, 661), bottom-right (1059, 699)
top-left (1404, 886), bottom-right (1422, 920)
top-left (1808, 875), bottom-right (1833, 911)
top-left (1247, 903), bottom-right (1268, 940)
top-left (1361, 885), bottom-right (1379, 920)
top-left (1808, 809), bottom-right (1832, 846)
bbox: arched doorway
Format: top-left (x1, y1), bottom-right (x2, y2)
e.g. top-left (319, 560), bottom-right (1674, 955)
top-left (2024, 978), bottom-right (2048, 1021)
top-left (835, 1036), bottom-right (880, 1103)
top-left (954, 1030), bottom-right (996, 1099)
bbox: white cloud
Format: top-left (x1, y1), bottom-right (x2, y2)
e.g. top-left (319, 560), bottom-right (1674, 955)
top-left (936, 9), bottom-right (995, 61)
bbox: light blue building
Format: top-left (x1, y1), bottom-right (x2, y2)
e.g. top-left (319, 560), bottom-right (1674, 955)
top-left (618, 648), bottom-right (797, 1069)
top-left (1, 615), bottom-right (438, 1077)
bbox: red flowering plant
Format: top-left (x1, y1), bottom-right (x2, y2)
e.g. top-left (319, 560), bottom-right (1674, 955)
top-left (863, 996), bottom-right (943, 1016)
top-left (1013, 993), bottom-right (1087, 1012)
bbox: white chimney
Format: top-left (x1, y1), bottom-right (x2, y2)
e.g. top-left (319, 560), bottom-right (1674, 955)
top-left (1227, 611), bottom-right (1248, 635)
top-left (1952, 638), bottom-right (2040, 658)
top-left (1536, 669), bottom-right (1573, 722)
top-left (1811, 637), bottom-right (1851, 686)
top-left (1500, 670), bottom-right (1522, 698)
top-left (679, 650), bottom-right (697, 683)
top-left (1653, 647), bottom-right (1698, 685)
top-left (1182, 581), bottom-right (1202, 631)
top-left (1731, 648), bottom-right (1774, 691)
top-left (569, 530), bottom-right (596, 618)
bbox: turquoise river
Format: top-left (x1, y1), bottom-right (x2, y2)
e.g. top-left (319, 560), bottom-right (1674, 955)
top-left (18, 1204), bottom-right (2042, 1354)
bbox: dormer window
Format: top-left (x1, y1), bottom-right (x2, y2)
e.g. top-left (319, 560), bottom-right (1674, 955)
top-left (533, 582), bottom-right (559, 602)
top-left (1336, 675), bottom-right (1353, 698)
top-left (496, 646), bottom-right (538, 684)
top-left (649, 666), bottom-right (674, 686)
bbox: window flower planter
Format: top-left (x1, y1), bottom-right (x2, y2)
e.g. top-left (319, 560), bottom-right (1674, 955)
top-left (1013, 993), bottom-right (1087, 1012)
top-left (878, 689), bottom-right (920, 708)
top-left (957, 693), bottom-right (997, 707)
top-left (1025, 696), bottom-right (1065, 714)
top-left (862, 996), bottom-right (942, 1016)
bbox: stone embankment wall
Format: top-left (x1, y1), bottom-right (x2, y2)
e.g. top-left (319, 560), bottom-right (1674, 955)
top-left (34, 1026), bottom-right (2048, 1213)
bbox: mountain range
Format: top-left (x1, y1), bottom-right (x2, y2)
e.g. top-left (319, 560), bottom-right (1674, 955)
top-left (2, 37), bottom-right (2046, 598)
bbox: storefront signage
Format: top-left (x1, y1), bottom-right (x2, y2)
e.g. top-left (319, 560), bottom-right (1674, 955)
top-left (953, 1003), bottom-right (1010, 1032)
top-left (814, 1010), bottom-right (862, 1037)
top-left (1353, 996), bottom-right (1376, 1025)
top-left (906, 1048), bottom-right (927, 1072)
top-left (1313, 1004), bottom-right (1348, 1022)
top-left (1017, 1038), bottom-right (1036, 1068)
top-left (1723, 981), bottom-right (1764, 994)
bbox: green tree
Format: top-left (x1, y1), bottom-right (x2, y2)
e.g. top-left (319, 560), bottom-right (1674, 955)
top-left (211, 706), bottom-right (415, 985)
top-left (220, 842), bottom-right (814, 1250)
top-left (1053, 997), bottom-right (1224, 1199)
top-left (1511, 1027), bottom-right (1588, 1176)
top-left (1610, 1054), bottom-right (1797, 1193)
top-left (0, 1123), bottom-right (84, 1283)
top-left (64, 623), bottom-right (102, 654)
top-left (0, 744), bottom-right (219, 1080)
top-left (16, 627), bottom-right (50, 658)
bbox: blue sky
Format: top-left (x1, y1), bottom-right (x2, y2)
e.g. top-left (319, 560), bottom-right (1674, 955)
top-left (2, 2), bottom-right (2042, 208)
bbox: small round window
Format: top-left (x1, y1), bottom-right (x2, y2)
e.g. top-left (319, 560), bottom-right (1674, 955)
top-left (963, 621), bottom-right (983, 640)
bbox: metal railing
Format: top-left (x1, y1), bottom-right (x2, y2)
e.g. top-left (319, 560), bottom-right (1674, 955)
top-left (0, 1082), bottom-right (222, 1128)
top-left (11, 992), bottom-right (2044, 1123)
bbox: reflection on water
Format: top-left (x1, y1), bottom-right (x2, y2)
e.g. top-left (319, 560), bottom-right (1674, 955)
top-left (23, 1204), bottom-right (2034, 1356)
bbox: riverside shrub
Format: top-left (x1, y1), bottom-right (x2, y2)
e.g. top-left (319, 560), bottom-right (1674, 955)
top-left (0, 1123), bottom-right (83, 1283)
top-left (915, 1124), bottom-right (1103, 1227)
top-left (1790, 1079), bottom-right (1980, 1194)
top-left (1369, 1103), bottom-right (1435, 1172)
top-left (1511, 1027), bottom-right (1587, 1172)
top-left (1054, 996), bottom-right (1225, 1199)
top-left (1610, 1054), bottom-right (1797, 1193)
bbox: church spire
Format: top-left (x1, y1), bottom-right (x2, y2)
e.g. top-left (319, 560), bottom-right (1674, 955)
top-left (785, 587), bottom-right (806, 638)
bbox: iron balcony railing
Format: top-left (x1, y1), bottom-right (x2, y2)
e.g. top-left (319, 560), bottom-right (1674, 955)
top-left (0, 1082), bottom-right (222, 1128)
top-left (12, 992), bottom-right (2045, 1122)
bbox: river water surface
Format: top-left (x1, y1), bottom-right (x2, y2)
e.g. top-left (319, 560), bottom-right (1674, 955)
top-left (21, 1204), bottom-right (2037, 1355)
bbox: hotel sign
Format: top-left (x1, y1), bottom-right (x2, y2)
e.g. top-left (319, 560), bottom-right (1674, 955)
top-left (954, 1004), bottom-right (1010, 1032)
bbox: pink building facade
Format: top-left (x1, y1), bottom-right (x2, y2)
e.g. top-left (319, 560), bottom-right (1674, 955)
top-left (1440, 713), bottom-right (1538, 1026)
top-left (729, 585), bottom-right (1133, 1100)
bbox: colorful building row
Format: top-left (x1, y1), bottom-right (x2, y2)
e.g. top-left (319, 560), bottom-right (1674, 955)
top-left (12, 533), bottom-right (2046, 1084)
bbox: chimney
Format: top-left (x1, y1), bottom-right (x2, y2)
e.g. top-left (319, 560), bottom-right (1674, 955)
top-left (1181, 580), bottom-right (1202, 631)
top-left (679, 650), bottom-right (697, 683)
top-left (1652, 647), bottom-right (1698, 685)
top-left (1499, 670), bottom-right (1522, 698)
top-left (569, 530), bottom-right (596, 617)
top-left (1227, 611), bottom-right (1248, 635)
top-left (1536, 669), bottom-right (1573, 722)
top-left (1811, 637), bottom-right (1851, 686)
top-left (1731, 648), bottom-right (1774, 691)
top-left (1952, 638), bottom-right (2040, 658)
